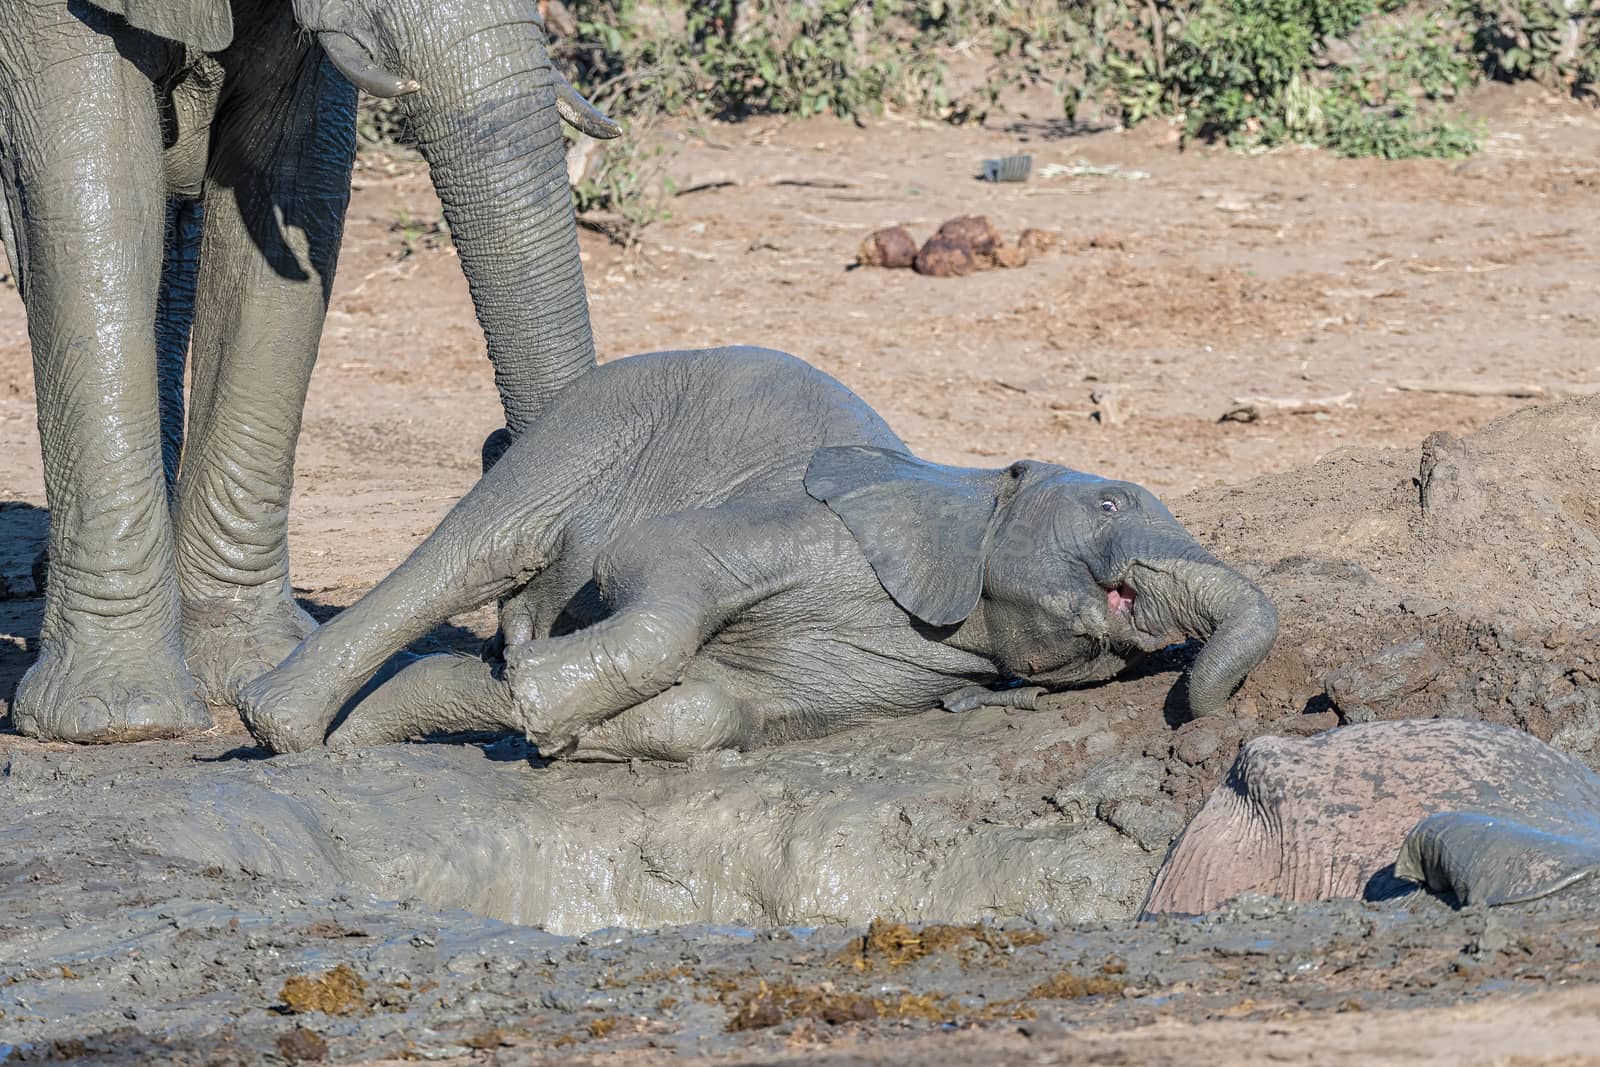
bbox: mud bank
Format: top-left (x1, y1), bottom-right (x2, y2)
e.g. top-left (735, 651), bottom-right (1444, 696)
top-left (8, 809), bottom-right (1600, 1063)
top-left (4, 396), bottom-right (1600, 1061)
top-left (7, 705), bottom-right (1164, 936)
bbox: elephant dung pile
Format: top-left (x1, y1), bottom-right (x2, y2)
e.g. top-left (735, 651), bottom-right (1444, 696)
top-left (857, 216), bottom-right (1059, 277)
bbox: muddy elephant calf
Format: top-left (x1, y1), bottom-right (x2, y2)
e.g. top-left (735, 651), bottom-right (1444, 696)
top-left (240, 346), bottom-right (1278, 758)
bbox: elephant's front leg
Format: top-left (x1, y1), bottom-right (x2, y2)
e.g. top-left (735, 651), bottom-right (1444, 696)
top-left (2, 12), bottom-right (208, 741)
top-left (324, 604), bottom-right (714, 756)
top-left (175, 18), bottom-right (358, 703)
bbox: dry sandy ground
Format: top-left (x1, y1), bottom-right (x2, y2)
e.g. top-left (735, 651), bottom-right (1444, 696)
top-left (2, 80), bottom-right (1600, 1064)
top-left (561, 986), bottom-right (1600, 1067)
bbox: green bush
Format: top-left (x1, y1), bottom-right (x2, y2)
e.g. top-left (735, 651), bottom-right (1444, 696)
top-left (551, 1), bottom-right (1513, 159)
top-left (1456, 0), bottom-right (1600, 99)
top-left (1139, 0), bottom-right (1482, 155)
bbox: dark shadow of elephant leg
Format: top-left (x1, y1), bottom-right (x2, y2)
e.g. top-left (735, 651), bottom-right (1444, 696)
top-left (0, 500), bottom-right (46, 729)
top-left (1363, 863), bottom-right (1427, 905)
top-left (0, 598), bottom-right (43, 734)
top-left (0, 502), bottom-right (47, 603)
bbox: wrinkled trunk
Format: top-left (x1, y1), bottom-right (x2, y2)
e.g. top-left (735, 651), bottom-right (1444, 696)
top-left (1182, 563), bottom-right (1278, 719)
top-left (1126, 550), bottom-right (1278, 720)
top-left (403, 20), bottom-right (595, 436)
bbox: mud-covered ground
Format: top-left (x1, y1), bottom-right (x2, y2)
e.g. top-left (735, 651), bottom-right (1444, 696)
top-left (3, 81), bottom-right (1600, 1063)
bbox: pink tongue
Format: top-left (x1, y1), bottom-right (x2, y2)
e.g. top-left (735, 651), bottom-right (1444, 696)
top-left (1108, 585), bottom-right (1135, 614)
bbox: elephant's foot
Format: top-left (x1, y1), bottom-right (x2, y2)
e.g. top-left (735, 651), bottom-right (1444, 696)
top-left (182, 592), bottom-right (317, 705)
top-left (11, 639), bottom-right (209, 743)
top-left (235, 658), bottom-right (350, 754)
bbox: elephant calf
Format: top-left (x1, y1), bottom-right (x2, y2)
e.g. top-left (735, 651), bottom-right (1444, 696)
top-left (1143, 719), bottom-right (1600, 916)
top-left (241, 347), bottom-right (1278, 758)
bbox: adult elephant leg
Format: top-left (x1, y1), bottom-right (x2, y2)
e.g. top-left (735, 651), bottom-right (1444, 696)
top-left (175, 8), bottom-right (357, 703)
top-left (0, 8), bottom-right (207, 740)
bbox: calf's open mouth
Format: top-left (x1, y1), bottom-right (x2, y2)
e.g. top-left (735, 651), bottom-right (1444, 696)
top-left (1107, 580), bottom-right (1183, 653)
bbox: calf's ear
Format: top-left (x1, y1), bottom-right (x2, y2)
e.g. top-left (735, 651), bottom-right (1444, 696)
top-left (88, 0), bottom-right (233, 51)
top-left (1397, 810), bottom-right (1600, 907)
top-left (804, 446), bottom-right (1022, 627)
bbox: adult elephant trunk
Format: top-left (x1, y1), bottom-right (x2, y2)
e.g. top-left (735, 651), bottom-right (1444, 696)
top-left (1126, 551), bottom-right (1278, 720)
top-left (332, 13), bottom-right (604, 436)
top-left (291, 0), bottom-right (623, 434)
top-left (405, 28), bottom-right (592, 434)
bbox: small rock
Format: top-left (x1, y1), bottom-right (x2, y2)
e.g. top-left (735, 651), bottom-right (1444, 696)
top-left (857, 226), bottom-right (918, 269)
top-left (1103, 798), bottom-right (1184, 852)
top-left (1054, 757), bottom-right (1163, 828)
top-left (1325, 640), bottom-right (1444, 724)
top-left (1174, 724), bottom-right (1221, 766)
top-left (1279, 709), bottom-right (1340, 736)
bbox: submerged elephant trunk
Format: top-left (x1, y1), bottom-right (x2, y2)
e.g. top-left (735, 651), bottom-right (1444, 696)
top-left (402, 20), bottom-right (596, 435)
top-left (1174, 559), bottom-right (1278, 719)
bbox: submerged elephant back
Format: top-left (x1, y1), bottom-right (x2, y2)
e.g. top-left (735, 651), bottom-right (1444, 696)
top-left (1144, 719), bottom-right (1600, 916)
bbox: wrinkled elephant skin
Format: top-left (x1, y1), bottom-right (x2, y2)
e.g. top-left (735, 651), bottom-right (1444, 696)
top-left (0, 0), bottom-right (614, 741)
top-left (240, 346), bottom-right (1277, 756)
top-left (1144, 719), bottom-right (1600, 915)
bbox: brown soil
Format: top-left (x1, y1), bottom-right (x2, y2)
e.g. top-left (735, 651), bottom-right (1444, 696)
top-left (2, 80), bottom-right (1600, 1065)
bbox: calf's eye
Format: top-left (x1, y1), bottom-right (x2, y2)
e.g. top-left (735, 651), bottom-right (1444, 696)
top-left (1100, 499), bottom-right (1119, 513)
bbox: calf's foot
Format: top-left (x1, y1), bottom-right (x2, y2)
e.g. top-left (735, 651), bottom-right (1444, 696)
top-left (571, 681), bottom-right (747, 761)
top-left (235, 660), bottom-right (348, 754)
